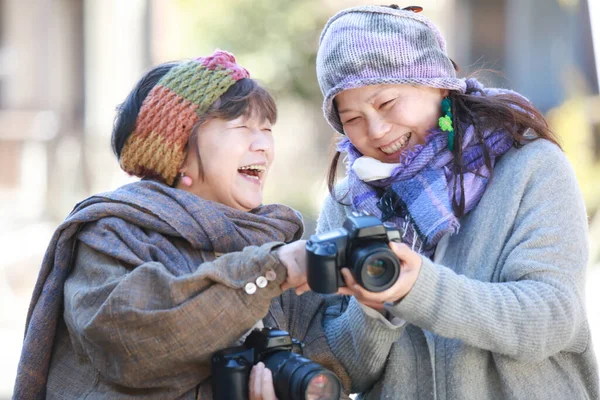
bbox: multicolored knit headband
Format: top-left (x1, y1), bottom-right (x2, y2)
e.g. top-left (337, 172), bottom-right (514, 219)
top-left (120, 49), bottom-right (250, 185)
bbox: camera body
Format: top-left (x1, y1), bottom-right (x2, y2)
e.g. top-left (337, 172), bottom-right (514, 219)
top-left (212, 327), bottom-right (341, 400)
top-left (306, 214), bottom-right (401, 294)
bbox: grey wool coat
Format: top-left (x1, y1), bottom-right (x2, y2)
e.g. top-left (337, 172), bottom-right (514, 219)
top-left (318, 139), bottom-right (599, 400)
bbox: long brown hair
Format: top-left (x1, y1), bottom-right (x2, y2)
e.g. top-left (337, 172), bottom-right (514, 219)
top-left (327, 79), bottom-right (560, 217)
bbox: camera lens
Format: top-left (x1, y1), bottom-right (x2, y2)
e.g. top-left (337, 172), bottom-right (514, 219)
top-left (263, 351), bottom-right (341, 400)
top-left (365, 258), bottom-right (386, 278)
top-left (349, 244), bottom-right (400, 292)
top-left (304, 371), bottom-right (341, 400)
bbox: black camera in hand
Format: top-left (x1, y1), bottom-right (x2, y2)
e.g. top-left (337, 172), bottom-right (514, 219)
top-left (306, 214), bottom-right (401, 294)
top-left (212, 327), bottom-right (341, 400)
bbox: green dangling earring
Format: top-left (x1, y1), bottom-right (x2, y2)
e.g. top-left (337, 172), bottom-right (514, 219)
top-left (439, 97), bottom-right (454, 151)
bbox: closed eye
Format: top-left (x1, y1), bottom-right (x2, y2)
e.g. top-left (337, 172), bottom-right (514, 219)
top-left (342, 116), bottom-right (362, 125)
top-left (379, 98), bottom-right (396, 109)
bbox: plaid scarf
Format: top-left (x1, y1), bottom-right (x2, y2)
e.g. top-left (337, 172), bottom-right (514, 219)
top-left (13, 180), bottom-right (303, 399)
top-left (340, 79), bottom-right (516, 257)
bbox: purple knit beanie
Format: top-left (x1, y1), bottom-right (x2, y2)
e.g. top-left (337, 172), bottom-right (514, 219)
top-left (316, 5), bottom-right (467, 134)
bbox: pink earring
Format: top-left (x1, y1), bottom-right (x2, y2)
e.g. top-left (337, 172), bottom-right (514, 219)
top-left (180, 172), bottom-right (193, 187)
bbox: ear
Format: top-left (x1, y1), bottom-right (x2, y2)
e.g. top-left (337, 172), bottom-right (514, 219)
top-left (178, 155), bottom-right (192, 176)
top-left (180, 137), bottom-right (197, 173)
top-left (440, 89), bottom-right (450, 98)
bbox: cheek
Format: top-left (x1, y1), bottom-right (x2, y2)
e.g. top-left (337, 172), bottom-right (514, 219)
top-left (345, 123), bottom-right (368, 144)
top-left (400, 103), bottom-right (432, 125)
top-left (345, 128), bottom-right (370, 151)
top-left (196, 144), bottom-right (228, 181)
top-left (198, 134), bottom-right (236, 171)
top-left (402, 101), bottom-right (441, 135)
top-left (267, 136), bottom-right (275, 162)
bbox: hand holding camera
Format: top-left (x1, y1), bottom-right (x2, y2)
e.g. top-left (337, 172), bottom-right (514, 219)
top-left (337, 241), bottom-right (423, 308)
top-left (249, 362), bottom-right (277, 400)
top-left (276, 240), bottom-right (311, 295)
top-left (212, 328), bottom-right (341, 400)
top-left (306, 214), bottom-right (422, 306)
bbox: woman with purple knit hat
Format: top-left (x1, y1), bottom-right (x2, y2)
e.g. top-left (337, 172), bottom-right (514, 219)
top-left (313, 4), bottom-right (598, 399)
top-left (12, 50), bottom-right (348, 399)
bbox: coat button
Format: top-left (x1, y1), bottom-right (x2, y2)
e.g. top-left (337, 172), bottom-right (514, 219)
top-left (256, 276), bottom-right (268, 288)
top-left (265, 269), bottom-right (277, 281)
top-left (244, 282), bottom-right (257, 295)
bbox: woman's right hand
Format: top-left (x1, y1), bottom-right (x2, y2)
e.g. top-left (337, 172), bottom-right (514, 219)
top-left (249, 362), bottom-right (278, 400)
top-left (275, 240), bottom-right (311, 295)
top-left (337, 241), bottom-right (422, 308)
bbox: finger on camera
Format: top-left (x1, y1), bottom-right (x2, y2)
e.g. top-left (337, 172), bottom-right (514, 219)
top-left (388, 241), bottom-right (410, 256)
top-left (389, 242), bottom-right (421, 265)
top-left (338, 279), bottom-right (372, 301)
top-left (341, 268), bottom-right (396, 303)
top-left (338, 269), bottom-right (368, 296)
top-left (249, 363), bottom-right (261, 400)
top-left (340, 268), bottom-right (360, 288)
top-left (249, 363), bottom-right (256, 385)
top-left (261, 367), bottom-right (278, 400)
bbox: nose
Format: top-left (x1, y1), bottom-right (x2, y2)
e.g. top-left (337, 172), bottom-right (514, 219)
top-left (249, 129), bottom-right (272, 153)
top-left (367, 115), bottom-right (391, 140)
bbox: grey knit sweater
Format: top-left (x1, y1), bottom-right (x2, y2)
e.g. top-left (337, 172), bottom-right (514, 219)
top-left (319, 140), bottom-right (599, 399)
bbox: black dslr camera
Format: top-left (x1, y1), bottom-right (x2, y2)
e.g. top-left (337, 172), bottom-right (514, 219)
top-left (306, 214), bottom-right (401, 294)
top-left (212, 327), bottom-right (341, 400)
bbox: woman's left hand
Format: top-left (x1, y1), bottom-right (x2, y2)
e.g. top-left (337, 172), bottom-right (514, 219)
top-left (337, 241), bottom-right (422, 309)
top-left (249, 362), bottom-right (279, 400)
top-left (277, 240), bottom-right (311, 295)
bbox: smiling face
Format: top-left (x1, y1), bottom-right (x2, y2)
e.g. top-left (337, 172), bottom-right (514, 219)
top-left (179, 114), bottom-right (274, 211)
top-left (335, 84), bottom-right (448, 163)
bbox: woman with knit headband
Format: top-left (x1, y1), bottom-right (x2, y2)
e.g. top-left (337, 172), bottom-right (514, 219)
top-left (12, 50), bottom-right (350, 399)
top-left (313, 4), bottom-right (598, 400)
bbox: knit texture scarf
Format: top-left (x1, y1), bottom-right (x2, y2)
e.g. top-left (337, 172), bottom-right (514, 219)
top-left (340, 78), bottom-right (517, 257)
top-left (13, 180), bottom-right (303, 399)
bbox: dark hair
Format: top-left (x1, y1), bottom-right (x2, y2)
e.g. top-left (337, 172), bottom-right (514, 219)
top-left (112, 62), bottom-right (277, 183)
top-left (112, 62), bottom-right (178, 158)
top-left (326, 76), bottom-right (560, 217)
top-left (199, 77), bottom-right (277, 125)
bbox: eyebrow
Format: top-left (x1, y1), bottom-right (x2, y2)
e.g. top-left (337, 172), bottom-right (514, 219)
top-left (337, 87), bottom-right (397, 114)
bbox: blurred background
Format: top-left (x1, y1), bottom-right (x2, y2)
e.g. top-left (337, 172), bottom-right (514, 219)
top-left (0, 0), bottom-right (598, 397)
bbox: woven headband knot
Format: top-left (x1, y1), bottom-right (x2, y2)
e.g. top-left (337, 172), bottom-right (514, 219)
top-left (119, 49), bottom-right (250, 185)
top-left (196, 50), bottom-right (250, 80)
